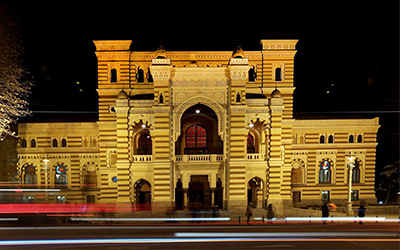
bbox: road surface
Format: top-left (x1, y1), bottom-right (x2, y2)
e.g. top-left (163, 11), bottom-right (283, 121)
top-left (0, 222), bottom-right (398, 249)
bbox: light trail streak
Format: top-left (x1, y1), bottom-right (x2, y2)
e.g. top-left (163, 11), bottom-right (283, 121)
top-left (0, 188), bottom-right (60, 192)
top-left (0, 237), bottom-right (398, 246)
top-left (175, 232), bottom-right (399, 237)
top-left (70, 217), bottom-right (231, 222)
top-left (0, 218), bottom-right (18, 221)
top-left (253, 217), bottom-right (399, 222)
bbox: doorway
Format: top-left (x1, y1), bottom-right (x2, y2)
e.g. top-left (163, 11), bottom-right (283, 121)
top-left (134, 179), bottom-right (151, 210)
top-left (247, 177), bottom-right (264, 208)
top-left (188, 175), bottom-right (210, 210)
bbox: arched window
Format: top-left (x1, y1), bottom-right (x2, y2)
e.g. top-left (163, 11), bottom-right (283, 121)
top-left (110, 69), bottom-right (117, 83)
top-left (61, 138), bottom-right (67, 147)
top-left (55, 165), bottom-right (68, 185)
top-left (352, 159), bottom-right (361, 183)
top-left (21, 139), bottom-right (27, 148)
top-left (319, 135), bottom-right (325, 143)
top-left (84, 165), bottom-right (97, 188)
top-left (52, 138), bottom-right (58, 147)
top-left (137, 68), bottom-right (144, 83)
top-left (357, 134), bottom-right (363, 143)
top-left (248, 67), bottom-right (256, 82)
top-left (30, 139), bottom-right (36, 148)
top-left (291, 159), bottom-right (305, 184)
top-left (236, 92), bottom-right (241, 103)
top-left (24, 165), bottom-right (37, 184)
top-left (319, 159), bottom-right (332, 184)
top-left (275, 68), bottom-right (282, 81)
top-left (349, 135), bottom-right (354, 143)
top-left (247, 134), bottom-right (255, 153)
top-left (159, 93), bottom-right (164, 104)
top-left (328, 135), bottom-right (334, 143)
top-left (147, 68), bottom-right (153, 82)
top-left (185, 124), bottom-right (208, 154)
top-left (137, 134), bottom-right (152, 155)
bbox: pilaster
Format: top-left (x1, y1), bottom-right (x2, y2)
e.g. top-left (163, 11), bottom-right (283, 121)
top-left (267, 96), bottom-right (285, 216)
top-left (114, 94), bottom-right (131, 202)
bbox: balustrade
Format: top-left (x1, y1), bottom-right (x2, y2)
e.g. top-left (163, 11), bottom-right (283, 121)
top-left (246, 153), bottom-right (265, 161)
top-left (175, 154), bottom-right (223, 163)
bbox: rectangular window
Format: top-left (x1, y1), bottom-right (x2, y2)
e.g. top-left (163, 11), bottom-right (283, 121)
top-left (321, 190), bottom-right (330, 202)
top-left (351, 190), bottom-right (359, 201)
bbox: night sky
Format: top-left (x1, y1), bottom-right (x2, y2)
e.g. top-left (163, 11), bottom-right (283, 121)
top-left (5, 2), bottom-right (399, 177)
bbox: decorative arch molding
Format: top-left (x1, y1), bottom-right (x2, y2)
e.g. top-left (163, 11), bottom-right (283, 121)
top-left (245, 113), bottom-right (270, 129)
top-left (173, 96), bottom-right (226, 141)
top-left (129, 115), bottom-right (155, 130)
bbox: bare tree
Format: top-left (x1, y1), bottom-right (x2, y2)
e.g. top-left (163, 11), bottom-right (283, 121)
top-left (0, 3), bottom-right (32, 140)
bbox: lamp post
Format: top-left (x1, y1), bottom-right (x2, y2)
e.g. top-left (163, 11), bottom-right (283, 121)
top-left (42, 157), bottom-right (50, 202)
top-left (346, 155), bottom-right (356, 216)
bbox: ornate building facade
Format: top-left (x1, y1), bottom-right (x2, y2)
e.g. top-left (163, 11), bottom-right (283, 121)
top-left (16, 40), bottom-right (380, 214)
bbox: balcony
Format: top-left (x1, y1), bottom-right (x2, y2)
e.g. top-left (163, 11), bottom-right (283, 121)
top-left (133, 155), bottom-right (153, 162)
top-left (175, 155), bottom-right (223, 163)
top-left (247, 153), bottom-right (265, 161)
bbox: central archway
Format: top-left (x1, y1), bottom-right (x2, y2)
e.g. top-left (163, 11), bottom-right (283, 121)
top-left (175, 104), bottom-right (223, 155)
top-left (173, 96), bottom-right (226, 142)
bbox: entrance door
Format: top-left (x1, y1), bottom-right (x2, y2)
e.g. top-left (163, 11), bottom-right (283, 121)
top-left (134, 179), bottom-right (151, 210)
top-left (247, 177), bottom-right (264, 208)
top-left (188, 175), bottom-right (210, 210)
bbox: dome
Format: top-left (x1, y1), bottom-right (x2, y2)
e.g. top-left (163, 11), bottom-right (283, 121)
top-left (231, 45), bottom-right (245, 58)
top-left (117, 90), bottom-right (128, 99)
top-left (271, 88), bottom-right (281, 98)
top-left (155, 45), bottom-right (167, 58)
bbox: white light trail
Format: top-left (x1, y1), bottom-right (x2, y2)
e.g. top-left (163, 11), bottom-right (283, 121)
top-left (0, 218), bottom-right (18, 221)
top-left (175, 232), bottom-right (398, 237)
top-left (70, 217), bottom-right (231, 222)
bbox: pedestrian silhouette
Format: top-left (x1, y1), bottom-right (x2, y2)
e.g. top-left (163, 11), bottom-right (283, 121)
top-left (321, 202), bottom-right (329, 224)
top-left (358, 205), bottom-right (366, 224)
top-left (245, 202), bottom-right (253, 224)
top-left (266, 204), bottom-right (274, 223)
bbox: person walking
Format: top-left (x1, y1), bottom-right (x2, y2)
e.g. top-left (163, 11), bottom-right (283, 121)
top-left (266, 204), bottom-right (274, 223)
top-left (358, 205), bottom-right (366, 224)
top-left (245, 202), bottom-right (253, 224)
top-left (321, 202), bottom-right (329, 224)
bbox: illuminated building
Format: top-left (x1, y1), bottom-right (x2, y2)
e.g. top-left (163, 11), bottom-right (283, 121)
top-left (16, 40), bottom-right (380, 215)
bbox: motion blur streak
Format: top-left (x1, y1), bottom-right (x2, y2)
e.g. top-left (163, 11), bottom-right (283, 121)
top-left (0, 189), bottom-right (60, 192)
top-left (253, 217), bottom-right (399, 223)
top-left (0, 218), bottom-right (18, 221)
top-left (0, 238), bottom-right (398, 246)
top-left (175, 232), bottom-right (398, 237)
top-left (70, 217), bottom-right (231, 222)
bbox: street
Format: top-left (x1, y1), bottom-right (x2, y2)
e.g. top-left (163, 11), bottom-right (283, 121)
top-left (0, 222), bottom-right (398, 249)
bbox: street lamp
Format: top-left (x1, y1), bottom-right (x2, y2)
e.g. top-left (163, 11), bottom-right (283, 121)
top-left (346, 155), bottom-right (356, 216)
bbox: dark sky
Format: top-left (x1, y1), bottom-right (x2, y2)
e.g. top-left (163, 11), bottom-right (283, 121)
top-left (7, 2), bottom-right (400, 173)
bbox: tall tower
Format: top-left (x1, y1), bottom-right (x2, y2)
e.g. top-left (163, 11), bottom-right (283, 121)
top-left (261, 40), bottom-right (298, 214)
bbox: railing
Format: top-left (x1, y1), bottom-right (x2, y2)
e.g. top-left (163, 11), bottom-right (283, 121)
top-left (175, 155), bottom-right (224, 163)
top-left (247, 153), bottom-right (265, 161)
top-left (133, 155), bottom-right (153, 162)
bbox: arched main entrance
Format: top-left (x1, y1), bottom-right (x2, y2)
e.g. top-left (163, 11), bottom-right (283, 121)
top-left (134, 179), bottom-right (151, 210)
top-left (247, 177), bottom-right (264, 208)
